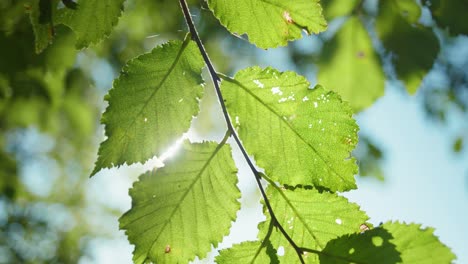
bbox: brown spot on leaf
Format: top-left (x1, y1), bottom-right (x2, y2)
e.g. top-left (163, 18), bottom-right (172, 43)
top-left (360, 223), bottom-right (370, 233)
top-left (357, 51), bottom-right (365, 59)
top-left (165, 245), bottom-right (171, 253)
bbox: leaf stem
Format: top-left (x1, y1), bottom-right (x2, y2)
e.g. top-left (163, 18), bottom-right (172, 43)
top-left (179, 0), bottom-right (305, 262)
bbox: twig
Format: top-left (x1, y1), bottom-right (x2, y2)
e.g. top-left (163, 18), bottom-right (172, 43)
top-left (178, 0), bottom-right (305, 262)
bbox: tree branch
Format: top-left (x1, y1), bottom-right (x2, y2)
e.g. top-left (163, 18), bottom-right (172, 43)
top-left (179, 0), bottom-right (305, 262)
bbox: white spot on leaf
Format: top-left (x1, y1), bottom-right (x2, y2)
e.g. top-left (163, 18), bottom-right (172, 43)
top-left (253, 79), bottom-right (264, 88)
top-left (335, 218), bottom-right (342, 225)
top-left (271, 87), bottom-right (283, 95)
top-left (277, 246), bottom-right (285, 256)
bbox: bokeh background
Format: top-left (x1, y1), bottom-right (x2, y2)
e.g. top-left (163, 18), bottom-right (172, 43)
top-left (1, 0), bottom-right (467, 263)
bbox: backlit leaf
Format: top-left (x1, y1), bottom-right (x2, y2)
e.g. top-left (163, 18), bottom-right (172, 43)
top-left (120, 141), bottom-right (240, 264)
top-left (91, 38), bottom-right (204, 176)
top-left (221, 67), bottom-right (358, 191)
top-left (216, 240), bottom-right (279, 264)
top-left (29, 0), bottom-right (125, 51)
top-left (382, 221), bottom-right (456, 263)
top-left (320, 221), bottom-right (456, 263)
top-left (55, 0), bottom-right (125, 49)
top-left (320, 227), bottom-right (401, 263)
top-left (206, 0), bottom-right (327, 49)
top-left (318, 16), bottom-right (385, 111)
top-left (258, 184), bottom-right (368, 262)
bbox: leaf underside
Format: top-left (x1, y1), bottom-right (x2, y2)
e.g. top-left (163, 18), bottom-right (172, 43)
top-left (321, 221), bottom-right (456, 263)
top-left (216, 240), bottom-right (279, 264)
top-left (257, 185), bottom-right (368, 263)
top-left (221, 66), bottom-right (359, 191)
top-left (91, 39), bottom-right (204, 176)
top-left (120, 141), bottom-right (241, 264)
top-left (206, 0), bottom-right (327, 49)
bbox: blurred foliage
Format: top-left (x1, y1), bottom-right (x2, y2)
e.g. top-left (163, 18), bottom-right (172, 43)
top-left (0, 0), bottom-right (233, 262)
top-left (426, 0), bottom-right (468, 36)
top-left (1, 1), bottom-right (103, 263)
top-left (354, 135), bottom-right (385, 181)
top-left (376, 0), bottom-right (440, 94)
top-left (293, 0), bottom-right (468, 179)
top-left (0, 0), bottom-right (467, 262)
top-left (317, 16), bottom-right (385, 111)
top-left (321, 0), bottom-right (360, 20)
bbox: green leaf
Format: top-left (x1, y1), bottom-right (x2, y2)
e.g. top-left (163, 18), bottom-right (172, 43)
top-left (29, 0), bottom-right (125, 51)
top-left (320, 227), bottom-right (401, 263)
top-left (317, 17), bottom-right (385, 111)
top-left (376, 0), bottom-right (440, 94)
top-left (427, 0), bottom-right (468, 35)
top-left (120, 141), bottom-right (241, 264)
top-left (206, 0), bottom-right (327, 49)
top-left (216, 241), bottom-right (279, 264)
top-left (221, 67), bottom-right (358, 191)
top-left (382, 222), bottom-right (456, 263)
top-left (320, 0), bottom-right (360, 20)
top-left (259, 185), bottom-right (368, 261)
top-left (91, 38), bottom-right (204, 176)
top-left (55, 0), bottom-right (125, 49)
top-left (319, 222), bottom-right (456, 263)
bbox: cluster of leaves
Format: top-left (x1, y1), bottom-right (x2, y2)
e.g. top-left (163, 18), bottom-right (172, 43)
top-left (3, 0), bottom-right (466, 263)
top-left (76, 0), bottom-right (457, 263)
